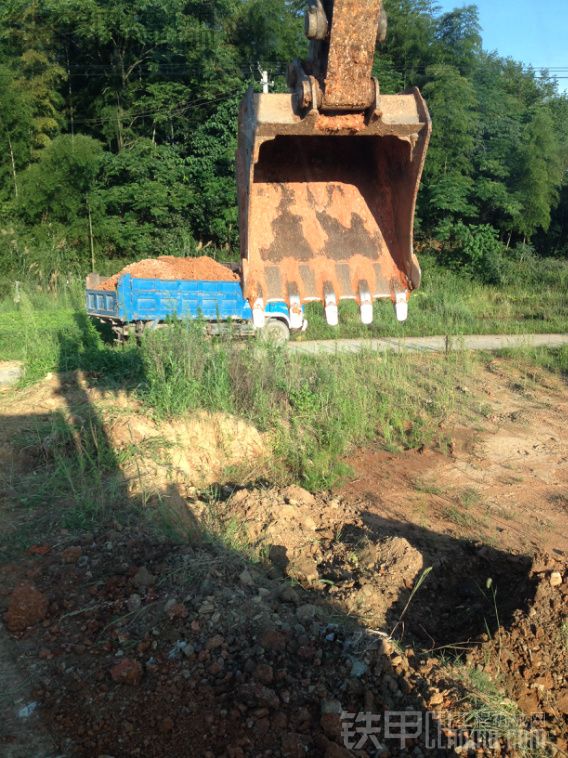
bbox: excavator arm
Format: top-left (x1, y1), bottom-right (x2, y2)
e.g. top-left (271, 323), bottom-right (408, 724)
top-left (237, 0), bottom-right (431, 328)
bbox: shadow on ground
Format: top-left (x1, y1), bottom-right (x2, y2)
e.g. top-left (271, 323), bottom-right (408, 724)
top-left (0, 310), bottom-right (542, 757)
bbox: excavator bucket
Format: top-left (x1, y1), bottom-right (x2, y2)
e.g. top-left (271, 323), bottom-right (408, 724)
top-left (237, 0), bottom-right (431, 326)
top-left (237, 90), bottom-right (431, 325)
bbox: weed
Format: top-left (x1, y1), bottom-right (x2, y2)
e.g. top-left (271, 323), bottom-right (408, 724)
top-left (443, 506), bottom-right (473, 529)
top-left (413, 478), bottom-right (443, 496)
top-left (449, 663), bottom-right (548, 757)
top-left (138, 327), bottom-right (470, 490)
top-left (458, 487), bottom-right (481, 508)
top-left (390, 566), bottom-right (433, 638)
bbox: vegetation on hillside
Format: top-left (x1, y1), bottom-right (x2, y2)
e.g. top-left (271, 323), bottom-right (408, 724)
top-left (0, 0), bottom-right (566, 289)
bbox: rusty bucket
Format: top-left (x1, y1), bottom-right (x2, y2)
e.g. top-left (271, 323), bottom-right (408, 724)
top-left (237, 87), bottom-right (431, 325)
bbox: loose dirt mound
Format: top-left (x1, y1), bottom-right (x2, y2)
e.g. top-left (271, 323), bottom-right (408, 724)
top-left (221, 487), bottom-right (429, 630)
top-left (1, 371), bottom-right (267, 497)
top-left (468, 556), bottom-right (567, 739)
top-left (98, 255), bottom-right (239, 290)
top-left (0, 516), bottom-right (563, 756)
top-left (108, 411), bottom-right (266, 496)
top-left (220, 486), bottom-right (537, 649)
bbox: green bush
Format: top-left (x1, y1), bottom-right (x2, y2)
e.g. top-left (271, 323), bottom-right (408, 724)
top-left (438, 221), bottom-right (506, 285)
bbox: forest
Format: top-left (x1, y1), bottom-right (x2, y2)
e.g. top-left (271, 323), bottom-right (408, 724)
top-left (0, 0), bottom-right (567, 290)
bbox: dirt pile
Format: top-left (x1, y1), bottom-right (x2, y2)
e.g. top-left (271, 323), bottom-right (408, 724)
top-left (220, 486), bottom-right (424, 629)
top-left (107, 410), bottom-right (267, 496)
top-left (219, 486), bottom-right (536, 648)
top-left (0, 523), bottom-right (431, 756)
top-left (468, 555), bottom-right (567, 746)
top-left (98, 255), bottom-right (239, 291)
top-left (1, 513), bottom-right (562, 756)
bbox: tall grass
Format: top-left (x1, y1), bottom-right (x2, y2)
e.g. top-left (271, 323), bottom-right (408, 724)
top-left (140, 322), bottom-right (469, 489)
top-left (304, 254), bottom-right (568, 340)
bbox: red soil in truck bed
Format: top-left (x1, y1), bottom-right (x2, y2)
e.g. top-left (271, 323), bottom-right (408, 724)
top-left (98, 256), bottom-right (239, 291)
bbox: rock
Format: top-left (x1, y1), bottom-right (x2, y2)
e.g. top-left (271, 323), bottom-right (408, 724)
top-left (164, 598), bottom-right (178, 614)
top-left (166, 602), bottom-right (188, 620)
top-left (303, 515), bottom-right (317, 531)
top-left (279, 585), bottom-right (300, 604)
top-left (550, 571), bottom-right (562, 587)
top-left (110, 658), bottom-right (143, 686)
top-left (159, 717), bottom-right (174, 733)
top-left (321, 699), bottom-right (342, 715)
top-left (348, 656), bottom-right (368, 678)
top-left (61, 546), bottom-right (82, 564)
top-left (206, 634), bottom-right (224, 651)
top-left (517, 688), bottom-right (540, 715)
top-left (17, 702), bottom-right (38, 719)
top-left (283, 485), bottom-right (316, 507)
top-left (239, 569), bottom-right (255, 587)
top-left (0, 361), bottom-right (23, 387)
top-left (239, 683), bottom-right (280, 710)
top-left (296, 604), bottom-right (318, 625)
top-left (4, 582), bottom-right (48, 632)
top-left (127, 594), bottom-right (142, 613)
top-left (254, 663), bottom-right (274, 685)
top-left (323, 739), bottom-right (352, 758)
top-left (181, 643), bottom-right (195, 659)
top-left (259, 628), bottom-right (287, 652)
top-left (281, 732), bottom-right (306, 758)
top-left (320, 699), bottom-right (342, 738)
top-left (288, 555), bottom-right (320, 584)
top-left (132, 566), bottom-right (155, 589)
top-left (428, 691), bottom-right (444, 707)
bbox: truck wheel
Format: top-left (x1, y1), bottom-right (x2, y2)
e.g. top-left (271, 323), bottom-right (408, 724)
top-left (260, 319), bottom-right (290, 344)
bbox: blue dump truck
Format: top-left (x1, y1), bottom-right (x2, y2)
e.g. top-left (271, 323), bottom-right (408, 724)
top-left (86, 268), bottom-right (305, 343)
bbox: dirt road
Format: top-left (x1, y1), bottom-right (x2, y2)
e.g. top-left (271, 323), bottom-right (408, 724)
top-left (291, 332), bottom-right (568, 354)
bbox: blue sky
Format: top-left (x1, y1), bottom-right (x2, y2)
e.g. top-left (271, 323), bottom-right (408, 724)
top-left (436, 0), bottom-right (567, 88)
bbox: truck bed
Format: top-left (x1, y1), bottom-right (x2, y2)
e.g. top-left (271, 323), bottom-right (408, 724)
top-left (86, 273), bottom-right (290, 325)
top-left (86, 273), bottom-right (253, 323)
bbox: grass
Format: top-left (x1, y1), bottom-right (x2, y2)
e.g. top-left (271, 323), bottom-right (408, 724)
top-left (140, 320), bottom-right (469, 489)
top-left (302, 254), bottom-right (568, 340)
top-left (0, 299), bottom-right (478, 561)
top-left (448, 663), bottom-right (549, 757)
top-left (1, 255), bottom-right (567, 374)
top-left (503, 344), bottom-right (568, 380)
top-left (0, 255), bottom-right (566, 543)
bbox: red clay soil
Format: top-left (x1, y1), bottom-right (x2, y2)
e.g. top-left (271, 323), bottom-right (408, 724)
top-left (98, 256), bottom-right (239, 291)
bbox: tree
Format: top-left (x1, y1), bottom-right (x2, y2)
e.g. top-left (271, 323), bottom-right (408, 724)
top-left (435, 6), bottom-right (481, 75)
top-left (93, 139), bottom-right (194, 257)
top-left (19, 135), bottom-right (102, 226)
top-left (0, 65), bottom-right (33, 200)
top-left (512, 107), bottom-right (565, 237)
top-left (186, 94), bottom-right (243, 248)
top-left (0, 0), bottom-right (567, 276)
top-left (421, 64), bottom-right (478, 225)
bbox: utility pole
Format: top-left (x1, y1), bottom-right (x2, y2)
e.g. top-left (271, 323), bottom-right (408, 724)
top-left (258, 66), bottom-right (273, 94)
top-left (87, 201), bottom-right (95, 272)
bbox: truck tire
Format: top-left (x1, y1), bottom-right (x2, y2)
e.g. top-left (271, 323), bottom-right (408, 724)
top-left (260, 318), bottom-right (290, 344)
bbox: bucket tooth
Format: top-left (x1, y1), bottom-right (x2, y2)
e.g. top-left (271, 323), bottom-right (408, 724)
top-left (393, 290), bottom-right (409, 323)
top-left (323, 282), bottom-right (339, 326)
top-left (288, 282), bottom-right (303, 330)
top-left (359, 280), bottom-right (373, 325)
top-left (253, 294), bottom-right (266, 329)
